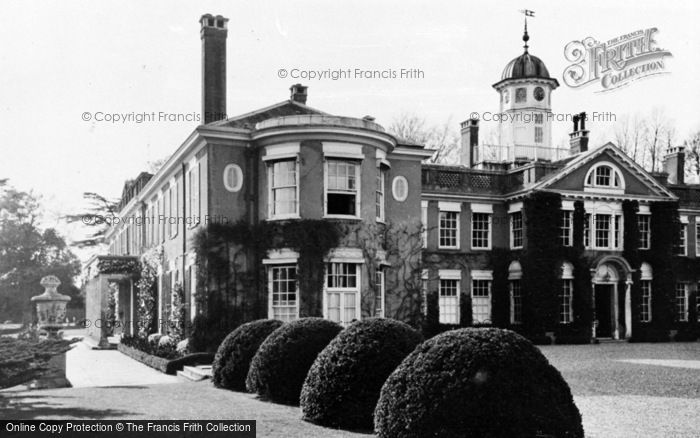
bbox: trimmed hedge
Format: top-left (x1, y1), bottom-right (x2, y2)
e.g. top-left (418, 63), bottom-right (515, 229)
top-left (212, 319), bottom-right (284, 391)
top-left (374, 328), bottom-right (583, 438)
top-left (246, 318), bottom-right (342, 405)
top-left (301, 318), bottom-right (423, 430)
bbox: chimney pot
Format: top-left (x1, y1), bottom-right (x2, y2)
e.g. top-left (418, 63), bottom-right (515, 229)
top-left (290, 84), bottom-right (308, 104)
top-left (569, 111), bottom-right (589, 155)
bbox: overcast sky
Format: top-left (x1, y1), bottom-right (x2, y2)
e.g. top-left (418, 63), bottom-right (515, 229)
top-left (1, 0), bottom-right (698, 254)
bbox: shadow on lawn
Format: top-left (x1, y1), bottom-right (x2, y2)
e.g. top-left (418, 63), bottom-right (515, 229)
top-left (0, 393), bottom-right (137, 419)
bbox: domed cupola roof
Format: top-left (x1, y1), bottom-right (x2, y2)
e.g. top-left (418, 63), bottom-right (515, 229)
top-left (501, 53), bottom-right (550, 80)
top-left (493, 21), bottom-right (559, 89)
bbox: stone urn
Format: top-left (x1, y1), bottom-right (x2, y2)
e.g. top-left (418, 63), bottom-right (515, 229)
top-left (31, 275), bottom-right (71, 338)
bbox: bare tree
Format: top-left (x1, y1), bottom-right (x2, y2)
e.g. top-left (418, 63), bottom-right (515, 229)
top-left (684, 130), bottom-right (700, 182)
top-left (388, 113), bottom-right (459, 164)
top-left (644, 107), bottom-right (673, 173)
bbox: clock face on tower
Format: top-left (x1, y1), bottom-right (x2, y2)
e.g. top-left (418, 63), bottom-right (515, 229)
top-left (534, 86), bottom-right (545, 101)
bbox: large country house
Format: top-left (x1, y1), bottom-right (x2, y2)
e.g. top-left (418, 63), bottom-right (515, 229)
top-left (84, 14), bottom-right (700, 345)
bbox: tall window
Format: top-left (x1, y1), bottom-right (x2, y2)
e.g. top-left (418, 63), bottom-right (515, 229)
top-left (326, 263), bottom-right (359, 325)
top-left (472, 213), bottom-right (491, 249)
top-left (438, 279), bottom-right (459, 324)
top-left (375, 270), bottom-right (385, 317)
top-left (534, 127), bottom-right (543, 144)
top-left (269, 160), bottom-right (298, 217)
top-left (640, 280), bottom-right (652, 322)
top-left (471, 279), bottom-right (492, 324)
top-left (510, 280), bottom-right (522, 325)
top-left (592, 213), bottom-right (622, 249)
top-left (376, 169), bottom-right (386, 221)
top-left (187, 162), bottom-right (200, 228)
top-left (421, 202), bottom-right (428, 248)
top-left (421, 270), bottom-right (429, 316)
top-left (676, 222), bottom-right (687, 256)
top-left (560, 211), bottom-right (573, 247)
top-left (675, 282), bottom-right (688, 322)
top-left (560, 280), bottom-right (573, 324)
top-left (439, 211), bottom-right (459, 249)
top-left (158, 196), bottom-right (165, 243)
top-left (269, 265), bottom-right (298, 322)
top-left (168, 183), bottom-right (178, 238)
top-left (697, 284), bottom-right (700, 323)
top-left (638, 215), bottom-right (651, 250)
top-left (583, 213), bottom-right (591, 248)
top-left (595, 214), bottom-right (611, 248)
top-left (696, 223), bottom-right (700, 257)
top-left (510, 211), bottom-right (523, 249)
top-left (326, 160), bottom-right (359, 216)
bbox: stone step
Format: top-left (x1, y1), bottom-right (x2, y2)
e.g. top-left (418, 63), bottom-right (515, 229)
top-left (177, 365), bottom-right (213, 382)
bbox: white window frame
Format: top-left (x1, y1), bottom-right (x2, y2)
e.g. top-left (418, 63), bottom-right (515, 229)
top-left (188, 161), bottom-right (201, 228)
top-left (268, 158), bottom-right (300, 220)
top-left (696, 222), bottom-right (700, 257)
top-left (421, 201), bottom-right (428, 248)
top-left (324, 261), bottom-right (362, 326)
top-left (676, 282), bottom-right (689, 322)
top-left (638, 213), bottom-right (651, 250)
top-left (438, 202), bottom-right (461, 249)
top-left (560, 210), bottom-right (573, 247)
top-left (560, 262), bottom-right (574, 324)
top-left (509, 279), bottom-right (522, 325)
top-left (471, 212), bottom-right (492, 250)
top-left (534, 126), bottom-right (543, 144)
top-left (438, 269), bottom-right (461, 324)
top-left (471, 270), bottom-right (493, 325)
top-left (376, 168), bottom-right (386, 222)
top-left (591, 212), bottom-right (623, 250)
top-left (510, 211), bottom-right (523, 249)
top-left (267, 264), bottom-right (299, 322)
top-left (640, 280), bottom-right (652, 323)
top-left (677, 216), bottom-right (688, 256)
top-left (584, 162), bottom-right (625, 193)
top-left (168, 181), bottom-right (178, 239)
top-left (324, 159), bottom-right (361, 219)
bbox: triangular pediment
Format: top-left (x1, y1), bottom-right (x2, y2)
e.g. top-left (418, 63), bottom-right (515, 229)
top-left (533, 142), bottom-right (677, 199)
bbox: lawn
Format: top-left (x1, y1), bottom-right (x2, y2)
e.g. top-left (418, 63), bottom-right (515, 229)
top-left (0, 342), bottom-right (698, 437)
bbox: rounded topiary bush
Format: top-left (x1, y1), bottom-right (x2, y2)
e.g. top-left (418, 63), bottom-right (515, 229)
top-left (212, 319), bottom-right (284, 391)
top-left (246, 318), bottom-right (342, 405)
top-left (301, 318), bottom-right (423, 430)
top-left (374, 328), bottom-right (583, 438)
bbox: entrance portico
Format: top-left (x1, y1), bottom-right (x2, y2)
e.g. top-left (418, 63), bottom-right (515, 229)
top-left (591, 256), bottom-right (634, 340)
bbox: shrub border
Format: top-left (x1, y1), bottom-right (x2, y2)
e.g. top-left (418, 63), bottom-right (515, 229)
top-left (117, 343), bottom-right (214, 375)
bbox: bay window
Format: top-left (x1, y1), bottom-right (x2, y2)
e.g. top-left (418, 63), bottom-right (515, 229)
top-left (269, 159), bottom-right (298, 218)
top-left (326, 160), bottom-right (360, 217)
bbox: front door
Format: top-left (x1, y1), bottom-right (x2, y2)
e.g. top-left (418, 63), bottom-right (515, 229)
top-left (595, 284), bottom-right (613, 338)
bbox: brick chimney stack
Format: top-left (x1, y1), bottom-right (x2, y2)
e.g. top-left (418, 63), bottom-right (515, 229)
top-left (663, 146), bottom-right (686, 185)
top-left (290, 84), bottom-right (308, 105)
top-left (200, 14), bottom-right (228, 124)
top-left (460, 118), bottom-right (479, 167)
top-left (569, 112), bottom-right (589, 155)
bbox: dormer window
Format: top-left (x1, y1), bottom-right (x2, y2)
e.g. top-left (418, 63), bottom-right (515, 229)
top-left (584, 163), bottom-right (624, 192)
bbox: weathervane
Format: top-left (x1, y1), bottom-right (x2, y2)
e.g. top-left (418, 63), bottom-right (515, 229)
top-left (519, 9), bottom-right (535, 52)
